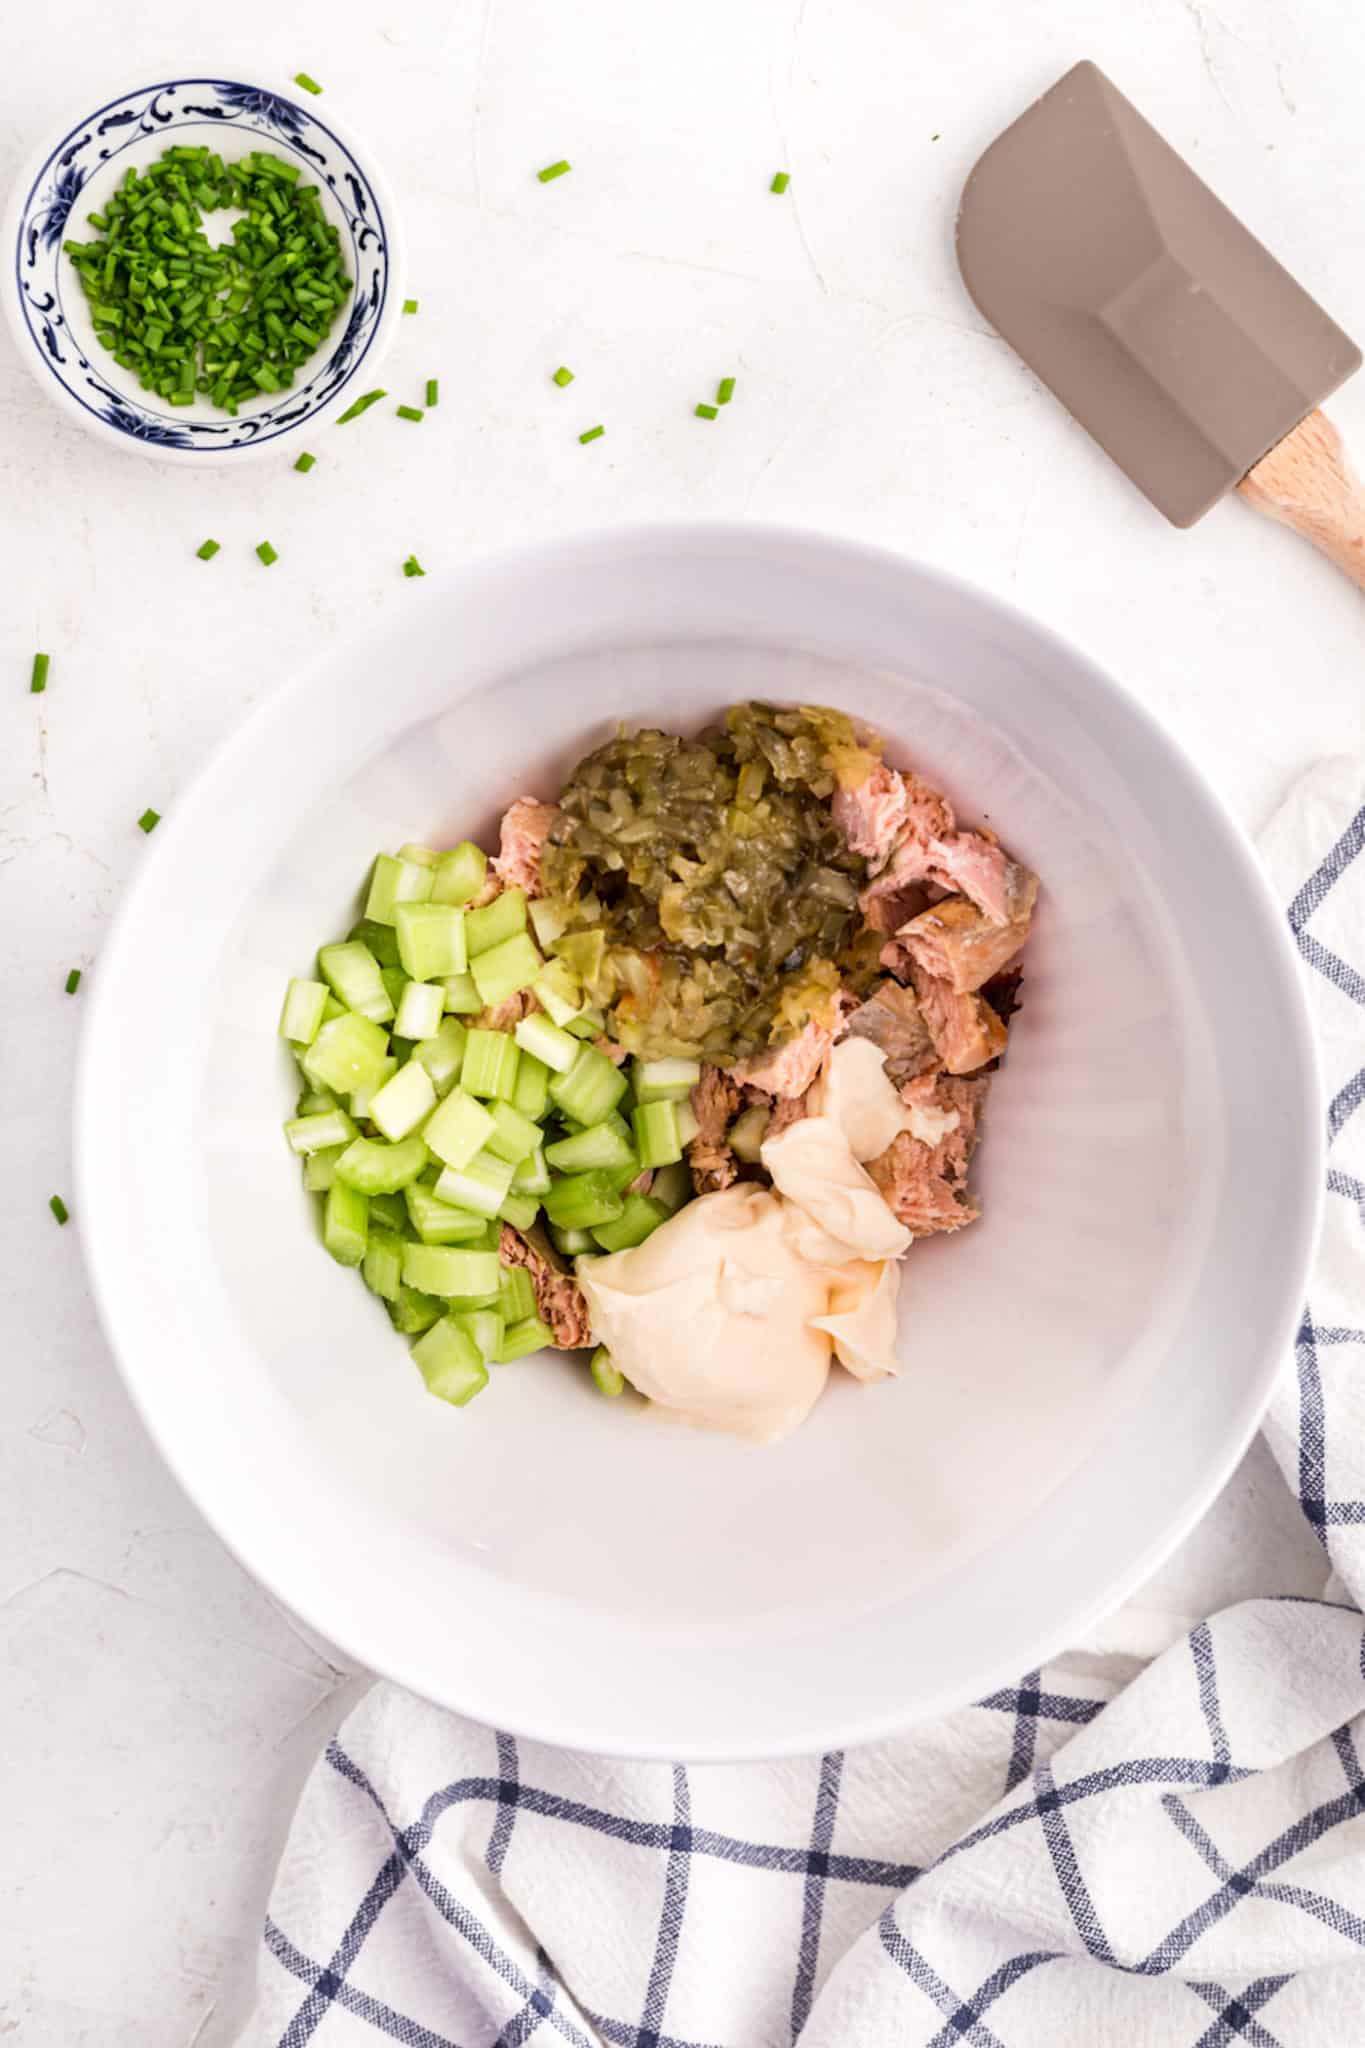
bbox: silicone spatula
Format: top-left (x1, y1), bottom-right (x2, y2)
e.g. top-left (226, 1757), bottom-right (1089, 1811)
top-left (958, 60), bottom-right (1365, 588)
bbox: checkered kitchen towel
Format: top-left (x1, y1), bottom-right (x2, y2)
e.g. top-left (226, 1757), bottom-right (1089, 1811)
top-left (241, 759), bottom-right (1365, 2048)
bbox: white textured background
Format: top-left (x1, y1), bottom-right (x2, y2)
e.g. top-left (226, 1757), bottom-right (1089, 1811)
top-left (2, 1), bottom-right (1360, 2040)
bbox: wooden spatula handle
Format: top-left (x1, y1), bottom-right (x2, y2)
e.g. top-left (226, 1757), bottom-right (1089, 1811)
top-left (1238, 409), bottom-right (1365, 591)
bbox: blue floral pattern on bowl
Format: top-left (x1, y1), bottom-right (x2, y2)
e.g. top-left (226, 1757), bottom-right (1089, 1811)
top-left (9, 79), bottom-right (395, 455)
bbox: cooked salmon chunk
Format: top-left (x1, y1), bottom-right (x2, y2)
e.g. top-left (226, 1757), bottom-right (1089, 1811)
top-left (492, 796), bottom-right (559, 897)
top-left (499, 1222), bottom-right (593, 1348)
top-left (909, 963), bottom-right (1008, 1074)
top-left (886, 888), bottom-right (1035, 994)
top-left (867, 1073), bottom-right (989, 1235)
top-left (686, 1066), bottom-right (743, 1194)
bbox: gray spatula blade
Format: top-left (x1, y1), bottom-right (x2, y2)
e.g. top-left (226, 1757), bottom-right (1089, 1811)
top-left (958, 60), bottom-right (1360, 527)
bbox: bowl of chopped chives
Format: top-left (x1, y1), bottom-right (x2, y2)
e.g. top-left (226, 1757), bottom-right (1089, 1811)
top-left (3, 75), bottom-right (404, 459)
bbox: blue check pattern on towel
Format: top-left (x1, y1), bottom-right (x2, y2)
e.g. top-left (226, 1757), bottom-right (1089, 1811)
top-left (241, 760), bottom-right (1365, 2048)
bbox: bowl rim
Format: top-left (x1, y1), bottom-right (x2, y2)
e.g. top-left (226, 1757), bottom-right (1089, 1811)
top-left (72, 521), bottom-right (1324, 1758)
top-left (2, 71), bottom-right (404, 463)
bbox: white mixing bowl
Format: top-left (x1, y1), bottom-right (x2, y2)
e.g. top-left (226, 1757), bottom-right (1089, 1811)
top-left (75, 524), bottom-right (1321, 1760)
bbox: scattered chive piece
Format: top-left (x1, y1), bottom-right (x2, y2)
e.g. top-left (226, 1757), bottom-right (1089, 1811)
top-left (49, 1195), bottom-right (70, 1226)
top-left (552, 366), bottom-right (574, 388)
top-left (336, 388), bottom-right (386, 424)
top-left (30, 652), bottom-right (50, 693)
top-left (256, 540), bottom-right (279, 566)
top-left (403, 298), bottom-right (419, 315)
top-left (294, 451), bottom-right (316, 473)
top-left (195, 538), bottom-right (220, 560)
top-left (395, 403), bottom-right (424, 422)
top-left (579, 425), bottom-right (605, 444)
top-left (426, 378), bottom-right (439, 408)
top-left (65, 969), bottom-right (82, 995)
top-left (294, 72), bottom-right (323, 94)
top-left (403, 554), bottom-right (426, 578)
top-left (138, 807), bottom-right (161, 833)
top-left (695, 403), bottom-right (718, 420)
top-left (537, 160), bottom-right (572, 184)
top-left (770, 171), bottom-right (790, 193)
top-left (717, 377), bottom-right (736, 405)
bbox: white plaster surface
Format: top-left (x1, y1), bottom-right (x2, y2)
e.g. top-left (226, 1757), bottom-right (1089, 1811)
top-left (1, 0), bottom-right (1358, 2038)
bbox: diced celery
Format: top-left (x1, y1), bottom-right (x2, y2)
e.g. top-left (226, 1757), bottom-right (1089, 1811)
top-left (549, 1045), bottom-right (629, 1126)
top-left (412, 1016), bottom-right (468, 1096)
top-left (465, 888), bottom-right (527, 956)
top-left (593, 1192), bottom-right (667, 1252)
top-left (411, 1316), bottom-right (488, 1405)
top-left (404, 1184), bottom-right (488, 1244)
top-left (362, 1230), bottom-right (404, 1302)
top-left (365, 853), bottom-right (434, 925)
top-left (423, 1087), bottom-right (496, 1168)
top-left (442, 972), bottom-right (482, 1014)
top-left (528, 895), bottom-right (570, 949)
top-left (650, 1161), bottom-right (692, 1215)
top-left (368, 1191), bottom-right (408, 1234)
top-left (531, 957), bottom-right (582, 1026)
top-left (348, 918), bottom-right (402, 969)
top-left (514, 1012), bottom-right (578, 1074)
top-left (511, 1146), bottom-right (551, 1195)
top-left (380, 967), bottom-right (410, 1015)
top-left (395, 902), bottom-right (467, 980)
top-left (452, 1307), bottom-right (505, 1362)
top-left (675, 1100), bottom-right (700, 1148)
top-left (728, 1104), bottom-right (770, 1164)
top-left (497, 1315), bottom-right (556, 1363)
top-left (351, 1055), bottom-right (397, 1119)
top-left (303, 1145), bottom-right (345, 1192)
top-left (321, 993), bottom-right (347, 1022)
top-left (370, 1060), bottom-right (437, 1141)
top-left (633, 1057), bottom-right (702, 1103)
top-left (590, 1344), bottom-right (625, 1396)
top-left (471, 931), bottom-right (543, 1008)
top-left (484, 1099), bottom-right (543, 1165)
top-left (549, 1223), bottom-right (597, 1256)
top-left (394, 979), bottom-right (445, 1040)
top-left (279, 977), bottom-right (328, 1045)
top-left (318, 941), bottom-right (395, 1024)
top-left (497, 1191), bottom-right (540, 1231)
top-left (300, 1012), bottom-right (393, 1096)
top-left (398, 842), bottom-right (439, 868)
top-left (632, 1099), bottom-right (683, 1169)
top-left (433, 1150), bottom-right (516, 1217)
top-left (402, 1243), bottom-right (502, 1298)
top-left (543, 1170), bottom-right (624, 1230)
top-left (323, 1180), bottom-right (368, 1265)
top-left (603, 1153), bottom-right (644, 1196)
top-left (462, 1028), bottom-right (521, 1100)
top-left (545, 1115), bottom-right (635, 1174)
top-left (511, 1051), bottom-right (551, 1121)
top-left (498, 1264), bottom-right (537, 1324)
top-left (295, 1086), bottom-right (338, 1115)
top-left (566, 1006), bottom-right (607, 1040)
top-left (387, 1284), bottom-right (444, 1334)
top-left (285, 1107), bottom-right (358, 1155)
top-left (446, 1286), bottom-right (503, 1311)
top-left (335, 1132), bottom-right (429, 1194)
top-left (430, 841), bottom-right (488, 907)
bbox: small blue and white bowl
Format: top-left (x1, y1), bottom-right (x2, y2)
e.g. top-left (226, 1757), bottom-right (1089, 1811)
top-left (3, 76), bottom-right (403, 461)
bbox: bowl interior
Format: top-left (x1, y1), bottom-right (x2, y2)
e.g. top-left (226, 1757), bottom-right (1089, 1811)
top-left (77, 527), bottom-right (1318, 1757)
top-left (10, 79), bottom-right (392, 453)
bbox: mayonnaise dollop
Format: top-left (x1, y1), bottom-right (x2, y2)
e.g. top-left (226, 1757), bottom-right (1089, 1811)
top-left (576, 1038), bottom-right (918, 1441)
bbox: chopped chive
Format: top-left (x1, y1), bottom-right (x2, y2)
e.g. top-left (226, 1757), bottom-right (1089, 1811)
top-left (402, 298), bottom-right (418, 315)
top-left (770, 171), bottom-right (790, 193)
top-left (694, 403), bottom-right (718, 420)
top-left (336, 388), bottom-right (386, 424)
top-left (403, 553), bottom-right (426, 578)
top-left (579, 424), bottom-right (605, 444)
top-left (425, 378), bottom-right (439, 408)
top-left (293, 451), bottom-right (316, 472)
top-left (30, 652), bottom-right (50, 693)
top-left (716, 376), bottom-right (736, 405)
top-left (256, 540), bottom-right (279, 566)
top-left (138, 807), bottom-right (161, 833)
top-left (537, 160), bottom-right (572, 183)
top-left (552, 365), bottom-right (574, 388)
top-left (395, 403), bottom-right (424, 422)
top-left (65, 968), bottom-right (82, 995)
top-left (49, 1195), bottom-right (70, 1225)
top-left (294, 71), bottom-right (324, 94)
top-left (195, 537), bottom-right (220, 560)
